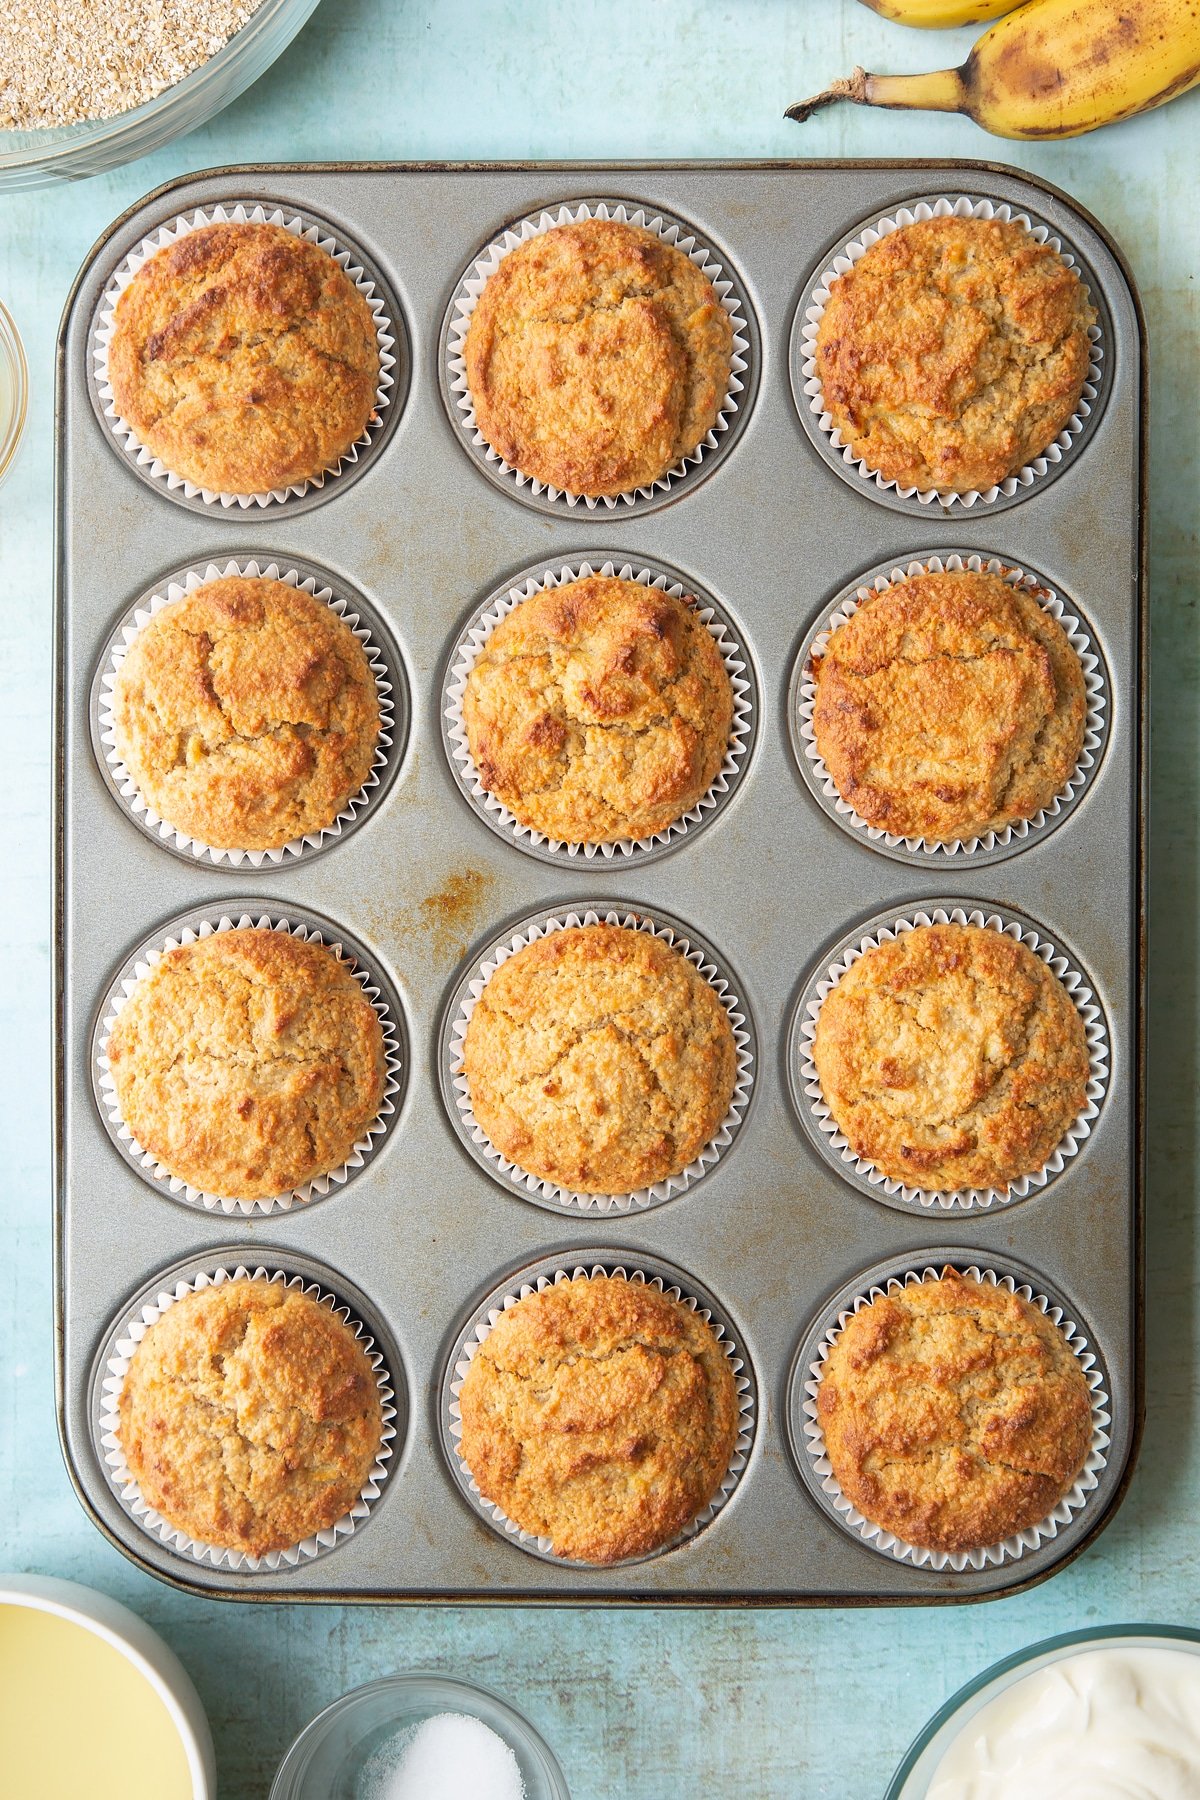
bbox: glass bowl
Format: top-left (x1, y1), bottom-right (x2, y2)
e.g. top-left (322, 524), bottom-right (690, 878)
top-left (887, 1624), bottom-right (1200, 1797)
top-left (0, 301), bottom-right (28, 486)
top-left (0, 0), bottom-right (323, 191)
top-left (270, 1672), bottom-right (571, 1800)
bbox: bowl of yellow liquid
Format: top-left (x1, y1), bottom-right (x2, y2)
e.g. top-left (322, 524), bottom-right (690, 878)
top-left (0, 1574), bottom-right (215, 1799)
top-left (0, 301), bottom-right (27, 487)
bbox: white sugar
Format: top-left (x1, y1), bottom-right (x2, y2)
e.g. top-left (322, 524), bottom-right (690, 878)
top-left (359, 1710), bottom-right (527, 1800)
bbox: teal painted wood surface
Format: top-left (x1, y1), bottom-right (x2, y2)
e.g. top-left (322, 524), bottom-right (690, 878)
top-left (1, 4), bottom-right (1197, 1794)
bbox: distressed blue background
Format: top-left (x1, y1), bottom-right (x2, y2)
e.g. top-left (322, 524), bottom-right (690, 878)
top-left (1, 4), bottom-right (1196, 1794)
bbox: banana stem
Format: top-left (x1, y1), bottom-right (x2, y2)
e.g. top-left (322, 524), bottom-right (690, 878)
top-left (785, 66), bottom-right (870, 123)
top-left (786, 63), bottom-right (966, 122)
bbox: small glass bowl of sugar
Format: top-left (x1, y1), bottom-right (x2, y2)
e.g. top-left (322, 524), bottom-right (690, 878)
top-left (270, 1672), bottom-right (571, 1800)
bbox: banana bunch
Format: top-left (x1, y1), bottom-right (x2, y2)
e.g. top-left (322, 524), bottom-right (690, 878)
top-left (788, 0), bottom-right (1200, 138)
top-left (859, 0), bottom-right (1020, 24)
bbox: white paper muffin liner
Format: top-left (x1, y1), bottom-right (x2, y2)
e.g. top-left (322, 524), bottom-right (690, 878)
top-left (95, 559), bottom-right (397, 867)
top-left (797, 195), bottom-right (1106, 508)
top-left (798, 1261), bottom-right (1111, 1572)
top-left (95, 912), bottom-right (403, 1216)
top-left (794, 554), bottom-right (1107, 859)
top-left (447, 1260), bottom-right (755, 1564)
top-left (445, 198), bottom-right (752, 510)
top-left (444, 558), bottom-right (754, 862)
top-left (795, 906), bottom-right (1109, 1211)
top-left (93, 201), bottom-right (398, 508)
top-left (446, 907), bottom-right (754, 1213)
top-left (98, 1264), bottom-right (397, 1572)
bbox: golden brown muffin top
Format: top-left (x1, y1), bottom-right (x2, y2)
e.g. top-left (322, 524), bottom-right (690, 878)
top-left (464, 218), bottom-right (733, 497)
top-left (107, 222), bottom-right (381, 494)
top-left (112, 576), bottom-right (381, 853)
top-left (812, 923), bottom-right (1090, 1193)
top-left (457, 1273), bottom-right (739, 1563)
top-left (811, 568), bottom-right (1087, 843)
top-left (463, 923), bottom-right (738, 1194)
top-left (815, 216), bottom-right (1095, 492)
top-left (462, 576), bottom-right (734, 844)
top-left (118, 1278), bottom-right (384, 1557)
top-left (107, 928), bottom-right (386, 1200)
top-left (817, 1270), bottom-right (1092, 1553)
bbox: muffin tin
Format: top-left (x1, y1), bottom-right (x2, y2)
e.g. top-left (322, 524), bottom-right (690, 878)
top-left (55, 162), bottom-right (1145, 1603)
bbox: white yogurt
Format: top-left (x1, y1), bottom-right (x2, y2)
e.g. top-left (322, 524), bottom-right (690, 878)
top-left (927, 1646), bottom-right (1200, 1799)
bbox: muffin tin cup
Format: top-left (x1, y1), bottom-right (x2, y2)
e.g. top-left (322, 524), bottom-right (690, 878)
top-left (91, 201), bottom-right (400, 510)
top-left (92, 556), bottom-right (405, 869)
top-left (441, 197), bottom-right (756, 515)
top-left (442, 556), bottom-right (756, 866)
top-left (95, 1261), bottom-right (399, 1573)
top-left (791, 194), bottom-right (1108, 515)
top-left (789, 904), bottom-right (1110, 1214)
top-left (92, 907), bottom-right (405, 1217)
top-left (441, 904), bottom-right (756, 1214)
top-left (788, 1256), bottom-right (1111, 1574)
top-left (788, 552), bottom-right (1109, 866)
top-left (442, 1252), bottom-right (756, 1567)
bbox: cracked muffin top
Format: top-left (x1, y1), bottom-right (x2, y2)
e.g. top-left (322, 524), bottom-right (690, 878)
top-left (107, 928), bottom-right (386, 1200)
top-left (457, 1272), bottom-right (739, 1562)
top-left (817, 1269), bottom-right (1092, 1553)
top-left (118, 1278), bottom-right (384, 1556)
top-left (463, 218), bottom-right (734, 497)
top-left (106, 222), bottom-right (381, 495)
top-left (811, 567), bottom-right (1087, 845)
top-left (814, 216), bottom-right (1095, 493)
top-left (812, 923), bottom-right (1090, 1193)
top-left (112, 575), bottom-right (381, 853)
top-left (462, 575), bottom-right (734, 844)
top-left (463, 923), bottom-right (737, 1194)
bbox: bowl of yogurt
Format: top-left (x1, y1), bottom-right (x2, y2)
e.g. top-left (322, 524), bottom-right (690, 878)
top-left (887, 1625), bottom-right (1200, 1799)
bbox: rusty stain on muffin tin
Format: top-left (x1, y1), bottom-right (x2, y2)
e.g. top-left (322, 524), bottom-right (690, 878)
top-left (414, 869), bottom-right (496, 966)
top-left (55, 162), bottom-right (1144, 1607)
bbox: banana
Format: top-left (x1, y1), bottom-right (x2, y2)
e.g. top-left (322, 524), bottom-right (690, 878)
top-left (858, 0), bottom-right (1020, 26)
top-left (789, 0), bottom-right (1200, 139)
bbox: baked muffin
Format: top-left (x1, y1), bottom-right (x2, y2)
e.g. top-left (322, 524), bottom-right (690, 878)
top-left (457, 1273), bottom-right (739, 1562)
top-left (463, 576), bottom-right (734, 843)
top-left (811, 567), bottom-right (1087, 843)
top-left (107, 222), bottom-right (380, 494)
top-left (118, 1278), bottom-right (383, 1556)
top-left (464, 218), bottom-right (733, 496)
top-left (463, 923), bottom-right (737, 1193)
top-left (812, 923), bottom-right (1090, 1192)
top-left (107, 928), bottom-right (386, 1200)
top-left (112, 576), bottom-right (381, 852)
top-left (817, 1269), bottom-right (1092, 1553)
top-left (815, 215), bottom-right (1095, 492)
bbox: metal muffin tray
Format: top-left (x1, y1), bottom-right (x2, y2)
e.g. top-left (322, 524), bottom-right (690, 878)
top-left (55, 161), bottom-right (1145, 1604)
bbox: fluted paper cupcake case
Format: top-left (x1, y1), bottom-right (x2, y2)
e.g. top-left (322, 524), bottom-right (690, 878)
top-left (445, 906), bottom-right (755, 1213)
top-left (797, 1261), bottom-right (1111, 1573)
top-left (94, 911), bottom-right (403, 1216)
top-left (792, 554), bottom-right (1108, 860)
top-left (98, 1264), bottom-right (397, 1572)
top-left (93, 201), bottom-right (398, 508)
top-left (443, 558), bottom-right (755, 863)
top-left (793, 906), bottom-right (1109, 1212)
top-left (95, 559), bottom-right (397, 867)
top-left (446, 1260), bottom-right (756, 1565)
top-left (444, 198), bottom-right (752, 511)
top-left (795, 195), bottom-right (1106, 509)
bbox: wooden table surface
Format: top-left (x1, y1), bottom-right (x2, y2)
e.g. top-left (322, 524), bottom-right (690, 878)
top-left (1, 3), bottom-right (1196, 1794)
